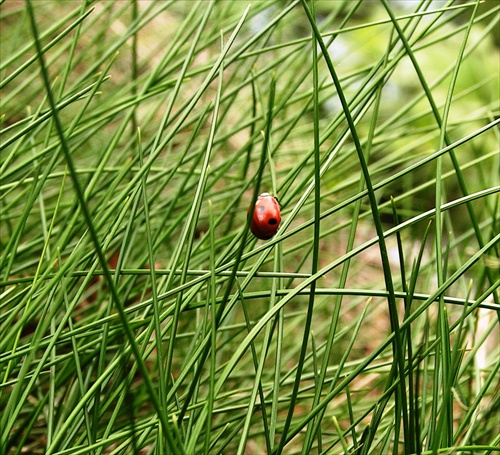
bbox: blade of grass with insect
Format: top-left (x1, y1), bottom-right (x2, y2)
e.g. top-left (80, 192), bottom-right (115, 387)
top-left (2, 1), bottom-right (498, 453)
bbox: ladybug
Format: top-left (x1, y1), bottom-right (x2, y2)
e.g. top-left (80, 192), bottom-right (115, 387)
top-left (250, 193), bottom-right (281, 240)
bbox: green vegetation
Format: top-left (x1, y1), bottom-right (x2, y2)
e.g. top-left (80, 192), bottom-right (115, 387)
top-left (1, 1), bottom-right (498, 454)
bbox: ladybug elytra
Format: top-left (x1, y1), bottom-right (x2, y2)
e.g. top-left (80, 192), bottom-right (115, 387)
top-left (250, 192), bottom-right (281, 240)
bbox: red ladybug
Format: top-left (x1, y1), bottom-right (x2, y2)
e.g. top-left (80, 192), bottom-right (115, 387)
top-left (250, 193), bottom-right (281, 240)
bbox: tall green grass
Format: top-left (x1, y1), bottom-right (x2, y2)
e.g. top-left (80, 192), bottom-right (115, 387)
top-left (1, 1), bottom-right (499, 454)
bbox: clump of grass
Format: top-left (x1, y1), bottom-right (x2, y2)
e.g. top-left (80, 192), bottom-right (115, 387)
top-left (1, 1), bottom-right (499, 454)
